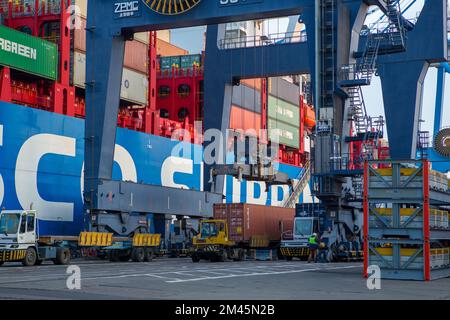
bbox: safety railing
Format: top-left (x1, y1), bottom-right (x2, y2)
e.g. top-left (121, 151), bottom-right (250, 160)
top-left (218, 31), bottom-right (307, 50)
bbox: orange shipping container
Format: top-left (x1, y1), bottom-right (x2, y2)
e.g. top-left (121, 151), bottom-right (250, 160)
top-left (214, 203), bottom-right (294, 244)
top-left (241, 78), bottom-right (263, 91)
top-left (230, 105), bottom-right (261, 137)
top-left (157, 39), bottom-right (189, 57)
top-left (124, 40), bottom-right (149, 74)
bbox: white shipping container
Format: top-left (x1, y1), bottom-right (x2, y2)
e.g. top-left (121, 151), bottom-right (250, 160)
top-left (121, 68), bottom-right (148, 105)
top-left (304, 133), bottom-right (311, 154)
top-left (73, 51), bottom-right (148, 105)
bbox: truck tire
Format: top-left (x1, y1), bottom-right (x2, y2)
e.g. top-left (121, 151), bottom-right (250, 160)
top-left (22, 247), bottom-right (37, 266)
top-left (119, 254), bottom-right (131, 262)
top-left (219, 250), bottom-right (227, 262)
top-left (144, 248), bottom-right (153, 262)
top-left (286, 256), bottom-right (293, 261)
top-left (109, 250), bottom-right (121, 262)
top-left (54, 248), bottom-right (71, 265)
top-left (191, 254), bottom-right (200, 263)
top-left (131, 248), bottom-right (145, 262)
top-left (0, 261), bottom-right (4, 266)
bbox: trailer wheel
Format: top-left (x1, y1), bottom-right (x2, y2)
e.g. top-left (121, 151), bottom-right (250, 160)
top-left (131, 248), bottom-right (145, 262)
top-left (144, 248), bottom-right (154, 262)
top-left (22, 247), bottom-right (37, 266)
top-left (109, 250), bottom-right (121, 262)
top-left (54, 248), bottom-right (71, 265)
top-left (119, 253), bottom-right (131, 262)
top-left (191, 254), bottom-right (200, 263)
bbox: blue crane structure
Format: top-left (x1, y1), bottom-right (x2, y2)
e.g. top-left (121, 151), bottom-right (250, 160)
top-left (83, 0), bottom-right (447, 238)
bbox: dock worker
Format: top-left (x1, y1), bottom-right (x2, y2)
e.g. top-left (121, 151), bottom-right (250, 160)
top-left (308, 233), bottom-right (319, 263)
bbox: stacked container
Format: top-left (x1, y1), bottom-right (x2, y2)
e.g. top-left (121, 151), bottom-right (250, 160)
top-left (267, 78), bottom-right (301, 149)
top-left (229, 78), bottom-right (263, 139)
top-left (72, 0), bottom-right (149, 105)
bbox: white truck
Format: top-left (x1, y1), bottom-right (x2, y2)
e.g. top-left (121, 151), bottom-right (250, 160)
top-left (0, 210), bottom-right (161, 266)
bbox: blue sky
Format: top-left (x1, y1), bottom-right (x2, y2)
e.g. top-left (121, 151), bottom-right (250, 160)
top-left (170, 1), bottom-right (449, 136)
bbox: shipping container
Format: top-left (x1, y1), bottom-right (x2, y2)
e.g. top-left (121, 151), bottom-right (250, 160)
top-left (268, 118), bottom-right (300, 149)
top-left (159, 56), bottom-right (181, 71)
top-left (213, 203), bottom-right (294, 244)
top-left (241, 78), bottom-right (263, 91)
top-left (0, 25), bottom-right (58, 80)
top-left (232, 84), bottom-right (262, 113)
top-left (74, 16), bottom-right (148, 74)
top-left (73, 15), bottom-right (87, 52)
top-left (124, 40), bottom-right (149, 74)
top-left (120, 68), bottom-right (148, 105)
top-left (134, 32), bottom-right (150, 45)
top-left (157, 39), bottom-right (189, 57)
top-left (180, 54), bottom-right (202, 69)
top-left (229, 105), bottom-right (261, 137)
top-left (268, 77), bottom-right (300, 106)
top-left (268, 95), bottom-right (300, 127)
top-left (75, 0), bottom-right (87, 17)
top-left (73, 51), bottom-right (148, 105)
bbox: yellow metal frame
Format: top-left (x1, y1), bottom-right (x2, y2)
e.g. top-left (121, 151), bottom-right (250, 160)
top-left (79, 232), bottom-right (113, 247)
top-left (0, 249), bottom-right (27, 262)
top-left (132, 234), bottom-right (161, 247)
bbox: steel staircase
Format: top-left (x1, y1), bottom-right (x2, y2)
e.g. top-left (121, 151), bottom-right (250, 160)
top-left (340, 33), bottom-right (381, 88)
top-left (283, 161), bottom-right (311, 208)
top-left (347, 86), bottom-right (369, 135)
top-left (379, 0), bottom-right (407, 54)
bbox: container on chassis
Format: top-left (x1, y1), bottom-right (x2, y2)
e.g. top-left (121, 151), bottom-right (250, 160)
top-left (213, 203), bottom-right (294, 246)
top-left (192, 204), bottom-right (294, 262)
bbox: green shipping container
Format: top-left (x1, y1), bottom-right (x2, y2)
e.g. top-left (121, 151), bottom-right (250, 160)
top-left (268, 95), bottom-right (300, 127)
top-left (268, 118), bottom-right (300, 149)
top-left (159, 56), bottom-right (181, 71)
top-left (180, 54), bottom-right (202, 69)
top-left (0, 25), bottom-right (58, 80)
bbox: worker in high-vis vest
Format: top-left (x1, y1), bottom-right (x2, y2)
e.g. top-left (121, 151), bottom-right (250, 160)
top-left (308, 233), bottom-right (319, 263)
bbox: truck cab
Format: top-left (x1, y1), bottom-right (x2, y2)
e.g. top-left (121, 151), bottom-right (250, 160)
top-left (191, 219), bottom-right (236, 262)
top-left (280, 216), bottom-right (319, 260)
top-left (0, 210), bottom-right (37, 264)
top-left (0, 210), bottom-right (70, 266)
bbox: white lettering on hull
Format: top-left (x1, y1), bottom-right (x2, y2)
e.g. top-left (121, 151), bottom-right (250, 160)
top-left (15, 134), bottom-right (76, 221)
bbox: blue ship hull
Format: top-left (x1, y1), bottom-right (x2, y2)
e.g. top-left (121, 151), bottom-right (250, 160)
top-left (0, 102), bottom-right (314, 236)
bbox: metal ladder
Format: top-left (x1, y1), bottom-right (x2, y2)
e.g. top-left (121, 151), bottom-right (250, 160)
top-left (283, 161), bottom-right (311, 208)
top-left (381, 0), bottom-right (407, 53)
top-left (320, 0), bottom-right (336, 110)
top-left (347, 86), bottom-right (369, 135)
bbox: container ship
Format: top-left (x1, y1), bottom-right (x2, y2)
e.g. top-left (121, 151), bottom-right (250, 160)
top-left (0, 0), bottom-right (316, 236)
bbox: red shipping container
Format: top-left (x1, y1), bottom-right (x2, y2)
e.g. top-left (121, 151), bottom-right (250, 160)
top-left (229, 105), bottom-right (261, 137)
top-left (213, 203), bottom-right (294, 244)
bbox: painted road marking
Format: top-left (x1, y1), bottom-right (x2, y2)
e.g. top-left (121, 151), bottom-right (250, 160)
top-left (165, 265), bottom-right (360, 283)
